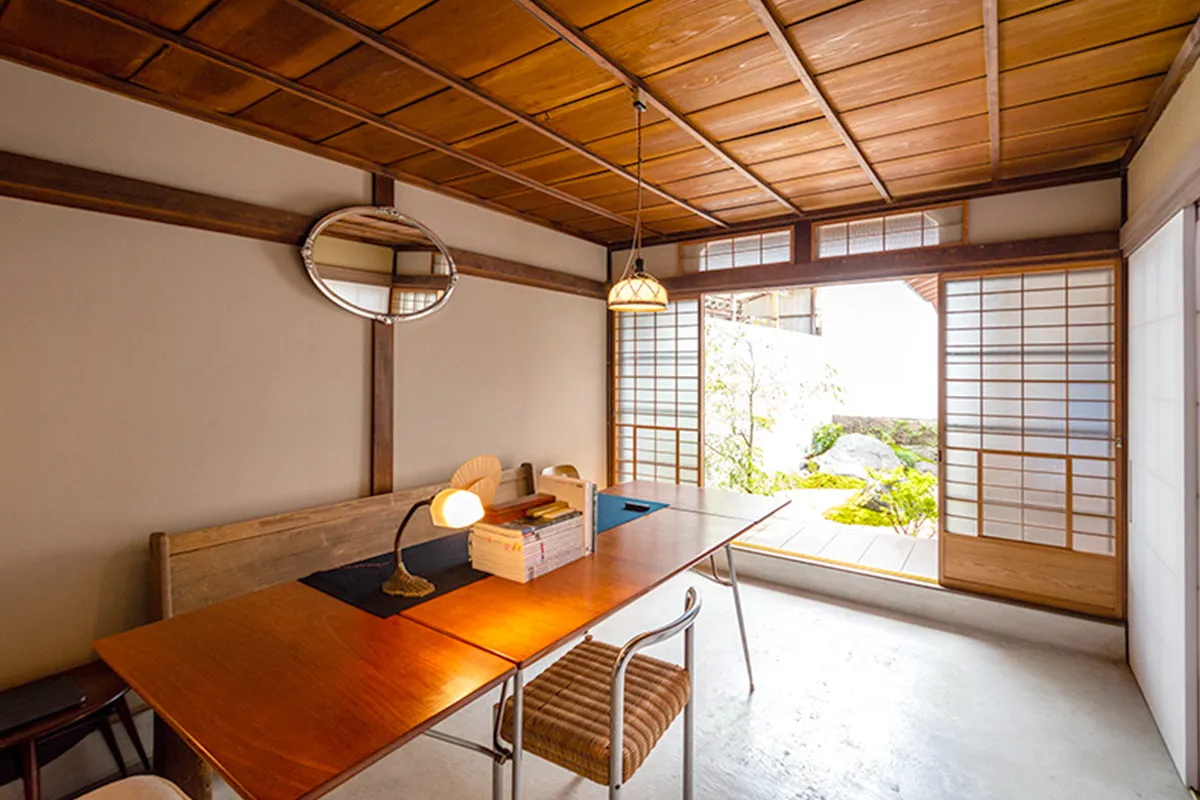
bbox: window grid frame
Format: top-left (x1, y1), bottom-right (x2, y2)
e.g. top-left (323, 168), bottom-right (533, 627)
top-left (812, 202), bottom-right (968, 260)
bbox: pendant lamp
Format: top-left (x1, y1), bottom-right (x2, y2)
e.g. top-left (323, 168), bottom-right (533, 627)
top-left (608, 91), bottom-right (668, 313)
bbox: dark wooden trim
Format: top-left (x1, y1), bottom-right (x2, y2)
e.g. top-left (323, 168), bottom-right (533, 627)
top-left (1124, 16), bottom-right (1200, 165)
top-left (605, 250), bottom-right (616, 487)
top-left (630, 161), bottom-right (1124, 249)
top-left (0, 149), bottom-right (313, 243)
top-left (745, 0), bottom-right (889, 202)
top-left (662, 232), bottom-right (1120, 295)
top-left (370, 174), bottom-right (394, 496)
top-left (59, 0), bottom-right (639, 230)
top-left (983, 0), bottom-right (1001, 178)
top-left (372, 173), bottom-right (395, 207)
top-left (510, 0), bottom-right (804, 217)
top-left (792, 220), bottom-right (812, 264)
top-left (0, 149), bottom-right (606, 299)
top-left (282, 0), bottom-right (724, 229)
top-left (370, 321), bottom-right (394, 495)
top-left (448, 248), bottom-right (605, 299)
top-left (0, 43), bottom-right (608, 246)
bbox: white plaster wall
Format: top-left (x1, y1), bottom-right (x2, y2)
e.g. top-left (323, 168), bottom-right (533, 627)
top-left (0, 59), bottom-right (605, 799)
top-left (1128, 210), bottom-right (1197, 785)
top-left (1129, 66), bottom-right (1200, 222)
top-left (967, 179), bottom-right (1122, 244)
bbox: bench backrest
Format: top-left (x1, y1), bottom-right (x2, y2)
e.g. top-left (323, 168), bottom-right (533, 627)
top-left (150, 463), bottom-right (535, 618)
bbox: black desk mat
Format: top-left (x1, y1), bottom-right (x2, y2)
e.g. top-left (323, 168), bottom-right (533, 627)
top-left (301, 532), bottom-right (488, 618)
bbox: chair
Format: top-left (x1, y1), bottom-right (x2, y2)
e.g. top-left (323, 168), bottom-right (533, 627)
top-left (501, 587), bottom-right (701, 798)
top-left (77, 776), bottom-right (189, 800)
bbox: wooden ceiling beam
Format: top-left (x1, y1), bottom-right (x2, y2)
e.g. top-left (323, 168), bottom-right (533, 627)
top-left (0, 40), bottom-right (607, 245)
top-left (57, 0), bottom-right (641, 232)
top-left (983, 0), bottom-right (1001, 178)
top-left (282, 0), bottom-right (726, 229)
top-left (509, 0), bottom-right (805, 217)
top-left (1124, 15), bottom-right (1200, 165)
top-left (630, 161), bottom-right (1123, 248)
top-left (744, 0), bottom-right (891, 203)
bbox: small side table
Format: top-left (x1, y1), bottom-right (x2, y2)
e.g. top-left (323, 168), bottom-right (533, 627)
top-left (0, 661), bottom-right (150, 800)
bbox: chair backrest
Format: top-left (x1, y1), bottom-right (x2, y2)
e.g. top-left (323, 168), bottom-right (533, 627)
top-left (149, 463), bottom-right (535, 619)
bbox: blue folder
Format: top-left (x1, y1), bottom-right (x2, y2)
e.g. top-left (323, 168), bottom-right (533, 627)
top-left (597, 494), bottom-right (669, 533)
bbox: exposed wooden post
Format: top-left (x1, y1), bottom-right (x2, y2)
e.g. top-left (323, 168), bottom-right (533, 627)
top-left (371, 174), bottom-right (395, 495)
top-left (983, 0), bottom-right (1001, 179)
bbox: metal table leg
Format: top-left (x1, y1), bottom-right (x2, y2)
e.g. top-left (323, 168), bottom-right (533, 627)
top-left (511, 666), bottom-right (524, 800)
top-left (725, 544), bottom-right (755, 692)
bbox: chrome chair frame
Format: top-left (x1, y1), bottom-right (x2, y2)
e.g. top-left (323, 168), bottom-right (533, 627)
top-left (609, 586), bottom-right (701, 799)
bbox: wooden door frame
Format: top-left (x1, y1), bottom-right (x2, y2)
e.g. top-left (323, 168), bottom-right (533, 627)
top-left (936, 258), bottom-right (1126, 620)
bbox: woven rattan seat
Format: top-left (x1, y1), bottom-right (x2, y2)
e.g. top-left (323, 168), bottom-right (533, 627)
top-left (501, 637), bottom-right (691, 785)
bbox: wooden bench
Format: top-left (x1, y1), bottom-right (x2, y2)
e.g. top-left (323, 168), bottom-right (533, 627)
top-left (139, 463), bottom-right (535, 797)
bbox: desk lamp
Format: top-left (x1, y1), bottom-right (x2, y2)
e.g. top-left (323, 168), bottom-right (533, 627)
top-left (383, 455), bottom-right (500, 597)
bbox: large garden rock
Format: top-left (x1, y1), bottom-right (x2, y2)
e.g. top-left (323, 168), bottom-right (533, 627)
top-left (814, 433), bottom-right (901, 479)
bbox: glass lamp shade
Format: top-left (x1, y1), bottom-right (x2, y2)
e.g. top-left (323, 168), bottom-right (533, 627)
top-left (608, 272), bottom-right (668, 312)
top-left (429, 487), bottom-right (485, 528)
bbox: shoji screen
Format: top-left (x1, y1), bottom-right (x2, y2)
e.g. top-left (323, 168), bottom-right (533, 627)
top-left (612, 300), bottom-right (702, 485)
top-left (940, 263), bottom-right (1123, 617)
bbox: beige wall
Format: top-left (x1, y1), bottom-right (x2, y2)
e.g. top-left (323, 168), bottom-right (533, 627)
top-left (967, 179), bottom-right (1121, 244)
top-left (1129, 65), bottom-right (1200, 221)
top-left (0, 52), bottom-right (605, 719)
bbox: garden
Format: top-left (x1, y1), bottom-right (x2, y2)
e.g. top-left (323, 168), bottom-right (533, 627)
top-left (704, 315), bottom-right (939, 541)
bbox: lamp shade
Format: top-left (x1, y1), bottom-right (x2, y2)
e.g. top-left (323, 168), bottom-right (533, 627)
top-left (429, 487), bottom-right (485, 528)
top-left (608, 273), bottom-right (668, 312)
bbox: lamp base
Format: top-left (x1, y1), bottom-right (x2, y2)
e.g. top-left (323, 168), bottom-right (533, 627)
top-left (382, 564), bottom-right (435, 598)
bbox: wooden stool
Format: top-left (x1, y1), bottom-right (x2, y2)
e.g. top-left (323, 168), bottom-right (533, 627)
top-left (78, 776), bottom-right (188, 800)
top-left (0, 661), bottom-right (151, 800)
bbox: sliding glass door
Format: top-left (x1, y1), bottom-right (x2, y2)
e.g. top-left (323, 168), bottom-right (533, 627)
top-left (939, 262), bottom-right (1123, 618)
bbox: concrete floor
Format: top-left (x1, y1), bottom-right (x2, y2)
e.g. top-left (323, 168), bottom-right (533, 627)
top-left (214, 574), bottom-right (1187, 800)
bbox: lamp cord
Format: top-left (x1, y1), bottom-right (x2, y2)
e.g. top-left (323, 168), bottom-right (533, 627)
top-left (620, 93), bottom-right (645, 280)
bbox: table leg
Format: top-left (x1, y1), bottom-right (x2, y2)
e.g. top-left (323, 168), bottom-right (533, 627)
top-left (21, 740), bottom-right (38, 800)
top-left (511, 667), bottom-right (524, 800)
top-left (726, 543), bottom-right (755, 693)
top-left (115, 696), bottom-right (152, 771)
top-left (98, 714), bottom-right (128, 777)
top-left (153, 714), bottom-right (213, 800)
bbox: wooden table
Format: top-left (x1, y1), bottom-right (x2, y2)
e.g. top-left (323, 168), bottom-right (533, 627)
top-left (94, 582), bottom-right (513, 800)
top-left (94, 482), bottom-right (785, 800)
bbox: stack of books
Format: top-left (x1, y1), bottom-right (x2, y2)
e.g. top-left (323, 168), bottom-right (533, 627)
top-left (470, 502), bottom-right (587, 583)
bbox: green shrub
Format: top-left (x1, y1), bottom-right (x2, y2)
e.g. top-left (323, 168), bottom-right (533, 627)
top-left (809, 422), bottom-right (843, 456)
top-left (890, 444), bottom-right (933, 469)
top-left (824, 504), bottom-right (892, 526)
top-left (796, 473), bottom-right (866, 490)
top-left (865, 466), bottom-right (939, 537)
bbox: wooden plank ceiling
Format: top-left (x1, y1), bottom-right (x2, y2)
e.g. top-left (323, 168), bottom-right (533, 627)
top-left (0, 0), bottom-right (1194, 245)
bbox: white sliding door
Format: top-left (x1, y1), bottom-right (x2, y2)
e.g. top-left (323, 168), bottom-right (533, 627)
top-left (1128, 209), bottom-right (1198, 785)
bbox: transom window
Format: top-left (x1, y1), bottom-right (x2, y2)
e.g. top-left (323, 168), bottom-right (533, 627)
top-left (815, 203), bottom-right (966, 258)
top-left (679, 229), bottom-right (792, 272)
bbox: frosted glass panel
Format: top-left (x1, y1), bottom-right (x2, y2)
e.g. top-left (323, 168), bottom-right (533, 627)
top-left (941, 267), bottom-right (1117, 553)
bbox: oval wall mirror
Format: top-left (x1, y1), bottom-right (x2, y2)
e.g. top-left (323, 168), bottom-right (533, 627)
top-left (301, 206), bottom-right (457, 324)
